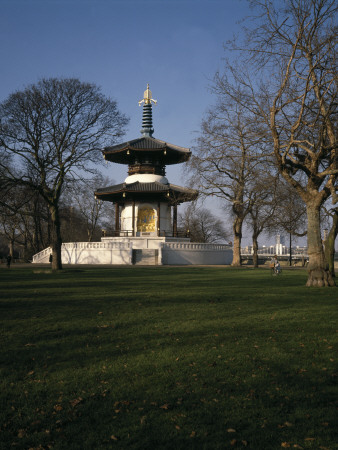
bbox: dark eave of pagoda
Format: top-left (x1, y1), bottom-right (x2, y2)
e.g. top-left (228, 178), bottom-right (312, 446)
top-left (102, 136), bottom-right (191, 165)
top-left (95, 181), bottom-right (198, 205)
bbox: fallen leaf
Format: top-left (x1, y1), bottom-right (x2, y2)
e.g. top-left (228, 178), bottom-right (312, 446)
top-left (281, 443), bottom-right (290, 448)
top-left (17, 430), bottom-right (25, 438)
top-left (140, 416), bottom-right (146, 425)
top-left (30, 420), bottom-right (41, 426)
top-left (284, 421), bottom-right (293, 427)
top-left (227, 428), bottom-right (236, 433)
top-left (230, 439), bottom-right (237, 446)
top-left (70, 397), bottom-right (83, 407)
top-left (54, 405), bottom-right (62, 411)
top-left (160, 404), bottom-right (169, 410)
top-left (293, 445), bottom-right (303, 449)
top-left (190, 431), bottom-right (196, 438)
top-left (110, 435), bottom-right (118, 440)
top-left (175, 425), bottom-right (180, 430)
top-left (304, 438), bottom-right (315, 441)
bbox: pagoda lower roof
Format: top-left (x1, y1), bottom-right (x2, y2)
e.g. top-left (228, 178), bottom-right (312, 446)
top-left (95, 181), bottom-right (198, 204)
top-left (103, 136), bottom-right (191, 165)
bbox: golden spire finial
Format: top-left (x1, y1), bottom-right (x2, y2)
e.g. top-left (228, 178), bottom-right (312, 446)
top-left (138, 83), bottom-right (157, 106)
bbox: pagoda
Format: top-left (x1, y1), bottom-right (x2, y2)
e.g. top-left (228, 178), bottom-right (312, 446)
top-left (32, 85), bottom-right (232, 265)
top-left (95, 84), bottom-right (198, 241)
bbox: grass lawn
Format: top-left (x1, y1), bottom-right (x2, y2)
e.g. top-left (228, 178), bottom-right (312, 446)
top-left (0, 265), bottom-right (337, 450)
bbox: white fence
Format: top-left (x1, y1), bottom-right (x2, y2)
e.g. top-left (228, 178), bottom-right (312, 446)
top-left (32, 247), bottom-right (52, 263)
top-left (162, 242), bottom-right (233, 265)
top-left (33, 242), bottom-right (132, 265)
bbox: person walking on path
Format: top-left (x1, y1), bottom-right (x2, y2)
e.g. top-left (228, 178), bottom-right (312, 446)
top-left (6, 255), bottom-right (12, 268)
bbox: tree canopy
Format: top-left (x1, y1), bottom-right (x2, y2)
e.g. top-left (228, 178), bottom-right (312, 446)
top-left (193, 0), bottom-right (337, 284)
top-left (0, 78), bottom-right (128, 269)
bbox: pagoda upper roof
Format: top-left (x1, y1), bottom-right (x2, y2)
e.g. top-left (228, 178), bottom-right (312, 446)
top-left (103, 136), bottom-right (191, 165)
top-left (95, 181), bottom-right (198, 204)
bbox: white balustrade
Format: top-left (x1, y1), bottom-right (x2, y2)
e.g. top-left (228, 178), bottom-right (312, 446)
top-left (163, 242), bottom-right (231, 251)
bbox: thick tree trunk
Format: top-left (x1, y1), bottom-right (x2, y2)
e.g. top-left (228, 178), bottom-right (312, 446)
top-left (252, 234), bottom-right (258, 268)
top-left (323, 210), bottom-right (337, 278)
top-left (232, 216), bottom-right (243, 266)
top-left (50, 204), bottom-right (63, 270)
top-left (306, 204), bottom-right (335, 287)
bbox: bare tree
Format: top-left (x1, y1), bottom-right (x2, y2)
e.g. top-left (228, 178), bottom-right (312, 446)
top-left (222, 0), bottom-right (337, 285)
top-left (0, 179), bottom-right (54, 261)
top-left (64, 174), bottom-right (115, 242)
top-left (190, 91), bottom-right (269, 265)
top-left (179, 203), bottom-right (230, 243)
top-left (0, 78), bottom-right (128, 270)
top-left (58, 204), bottom-right (89, 243)
top-left (246, 173), bottom-right (279, 267)
top-left (266, 180), bottom-right (307, 265)
top-left (0, 210), bottom-right (22, 258)
top-left (0, 184), bottom-right (31, 259)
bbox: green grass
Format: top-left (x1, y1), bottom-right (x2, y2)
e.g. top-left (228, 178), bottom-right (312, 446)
top-left (0, 266), bottom-right (337, 449)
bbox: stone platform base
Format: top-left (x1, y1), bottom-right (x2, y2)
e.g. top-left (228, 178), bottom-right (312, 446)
top-left (32, 237), bottom-right (233, 266)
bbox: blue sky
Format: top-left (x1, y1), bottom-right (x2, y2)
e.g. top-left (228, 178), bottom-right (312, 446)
top-left (1, 0), bottom-right (247, 180)
top-left (2, 0), bottom-right (292, 246)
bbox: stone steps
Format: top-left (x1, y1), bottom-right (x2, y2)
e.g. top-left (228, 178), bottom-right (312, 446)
top-left (133, 249), bottom-right (159, 265)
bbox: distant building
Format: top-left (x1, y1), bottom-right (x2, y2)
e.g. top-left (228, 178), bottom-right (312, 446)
top-left (241, 235), bottom-right (307, 257)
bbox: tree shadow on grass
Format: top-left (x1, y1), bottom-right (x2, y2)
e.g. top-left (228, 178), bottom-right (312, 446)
top-left (1, 306), bottom-right (336, 449)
